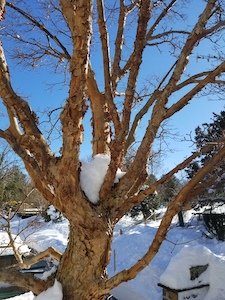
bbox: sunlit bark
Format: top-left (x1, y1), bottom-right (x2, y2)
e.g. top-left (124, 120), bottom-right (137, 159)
top-left (0, 0), bottom-right (225, 299)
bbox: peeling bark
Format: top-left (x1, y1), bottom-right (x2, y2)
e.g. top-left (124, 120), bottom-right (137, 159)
top-left (0, 0), bottom-right (225, 299)
top-left (57, 221), bottom-right (113, 300)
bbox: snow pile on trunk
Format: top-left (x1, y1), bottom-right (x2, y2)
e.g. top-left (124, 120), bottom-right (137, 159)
top-left (80, 154), bottom-right (125, 204)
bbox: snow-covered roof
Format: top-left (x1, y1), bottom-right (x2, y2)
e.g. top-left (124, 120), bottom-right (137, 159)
top-left (159, 245), bottom-right (225, 300)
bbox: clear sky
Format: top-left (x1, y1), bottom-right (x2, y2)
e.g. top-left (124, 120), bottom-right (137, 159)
top-left (0, 0), bottom-right (225, 178)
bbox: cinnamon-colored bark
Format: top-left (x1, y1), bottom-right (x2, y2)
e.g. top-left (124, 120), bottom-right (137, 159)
top-left (0, 0), bottom-right (225, 299)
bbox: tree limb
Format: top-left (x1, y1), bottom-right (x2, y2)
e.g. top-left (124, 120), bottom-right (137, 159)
top-left (6, 2), bottom-right (71, 60)
top-left (97, 0), bottom-right (112, 101)
top-left (100, 0), bottom-right (151, 201)
top-left (105, 144), bottom-right (225, 290)
top-left (121, 0), bottom-right (151, 135)
top-left (166, 61), bottom-right (225, 119)
top-left (20, 247), bottom-right (62, 270)
top-left (112, 0), bottom-right (219, 201)
top-left (119, 0), bottom-right (178, 79)
top-left (0, 41), bottom-right (54, 172)
top-left (0, 0), bottom-right (5, 21)
top-left (146, 30), bottom-right (190, 43)
top-left (0, 268), bottom-right (52, 295)
top-left (146, 0), bottom-right (178, 40)
top-left (159, 0), bottom-right (218, 103)
top-left (96, 0), bottom-right (121, 135)
top-left (59, 0), bottom-right (92, 161)
top-left (113, 138), bottom-right (224, 219)
top-left (125, 90), bottom-right (159, 154)
top-left (111, 0), bottom-right (125, 92)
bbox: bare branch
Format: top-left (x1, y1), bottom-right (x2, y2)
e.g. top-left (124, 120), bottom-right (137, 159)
top-left (202, 19), bottom-right (225, 36)
top-left (87, 66), bottom-right (111, 155)
top-left (160, 0), bottom-right (218, 101)
top-left (0, 268), bottom-right (52, 295)
top-left (6, 2), bottom-right (71, 61)
top-left (0, 0), bottom-right (5, 21)
top-left (146, 30), bottom-right (190, 43)
top-left (0, 42), bottom-right (54, 173)
top-left (111, 0), bottom-right (126, 92)
top-left (121, 0), bottom-right (151, 136)
top-left (100, 0), bottom-right (151, 201)
top-left (105, 144), bottom-right (225, 290)
top-left (166, 61), bottom-right (225, 119)
top-left (96, 0), bottom-right (121, 135)
top-left (114, 1), bottom-right (219, 196)
top-left (146, 0), bottom-right (178, 40)
top-left (7, 224), bottom-right (23, 264)
top-left (119, 0), bottom-right (179, 79)
top-left (111, 0), bottom-right (139, 91)
top-left (97, 0), bottom-right (112, 99)
top-left (113, 138), bottom-right (225, 219)
top-left (125, 90), bottom-right (159, 153)
top-left (20, 247), bottom-right (62, 270)
top-left (59, 0), bottom-right (92, 161)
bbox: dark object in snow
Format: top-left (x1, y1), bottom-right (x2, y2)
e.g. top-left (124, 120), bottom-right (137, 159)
top-left (190, 264), bottom-right (209, 281)
top-left (0, 286), bottom-right (27, 299)
top-left (0, 254), bottom-right (54, 299)
top-left (0, 254), bottom-right (53, 272)
top-left (158, 283), bottom-right (209, 300)
top-left (203, 212), bottom-right (225, 241)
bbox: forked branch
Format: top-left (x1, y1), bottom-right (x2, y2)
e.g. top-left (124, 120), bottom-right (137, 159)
top-left (0, 268), bottom-right (52, 295)
top-left (20, 247), bottom-right (62, 270)
top-left (146, 0), bottom-right (178, 40)
top-left (6, 2), bottom-right (71, 61)
top-left (96, 0), bottom-right (121, 134)
top-left (114, 138), bottom-right (225, 219)
top-left (105, 144), bottom-right (225, 290)
top-left (166, 61), bottom-right (225, 119)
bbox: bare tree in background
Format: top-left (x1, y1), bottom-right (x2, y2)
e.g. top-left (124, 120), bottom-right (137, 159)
top-left (0, 0), bottom-right (225, 299)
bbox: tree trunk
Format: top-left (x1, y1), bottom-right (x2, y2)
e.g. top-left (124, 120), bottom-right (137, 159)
top-left (178, 210), bottom-right (185, 227)
top-left (56, 219), bottom-right (112, 300)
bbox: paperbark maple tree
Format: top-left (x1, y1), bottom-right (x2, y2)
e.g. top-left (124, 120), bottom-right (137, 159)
top-left (0, 0), bottom-right (225, 299)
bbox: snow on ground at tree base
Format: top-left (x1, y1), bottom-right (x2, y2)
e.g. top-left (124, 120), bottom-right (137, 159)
top-left (2, 208), bottom-right (225, 299)
top-left (35, 280), bottom-right (62, 300)
top-left (80, 154), bottom-right (126, 204)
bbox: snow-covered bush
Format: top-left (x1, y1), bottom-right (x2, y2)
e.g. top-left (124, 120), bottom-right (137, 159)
top-left (43, 205), bottom-right (63, 223)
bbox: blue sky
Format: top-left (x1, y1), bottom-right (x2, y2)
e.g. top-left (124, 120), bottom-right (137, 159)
top-left (0, 0), bottom-right (225, 177)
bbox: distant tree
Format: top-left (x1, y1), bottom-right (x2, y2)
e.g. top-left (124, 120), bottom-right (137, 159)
top-left (129, 174), bottom-right (160, 221)
top-left (129, 175), bottom-right (182, 222)
top-left (0, 165), bottom-right (27, 209)
top-left (158, 176), bottom-right (182, 204)
top-left (185, 111), bottom-right (225, 199)
top-left (0, 145), bottom-right (46, 212)
top-left (186, 161), bottom-right (200, 180)
top-left (0, 145), bottom-right (27, 210)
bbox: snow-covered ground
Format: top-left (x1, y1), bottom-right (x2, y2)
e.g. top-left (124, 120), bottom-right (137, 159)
top-left (1, 208), bottom-right (225, 299)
